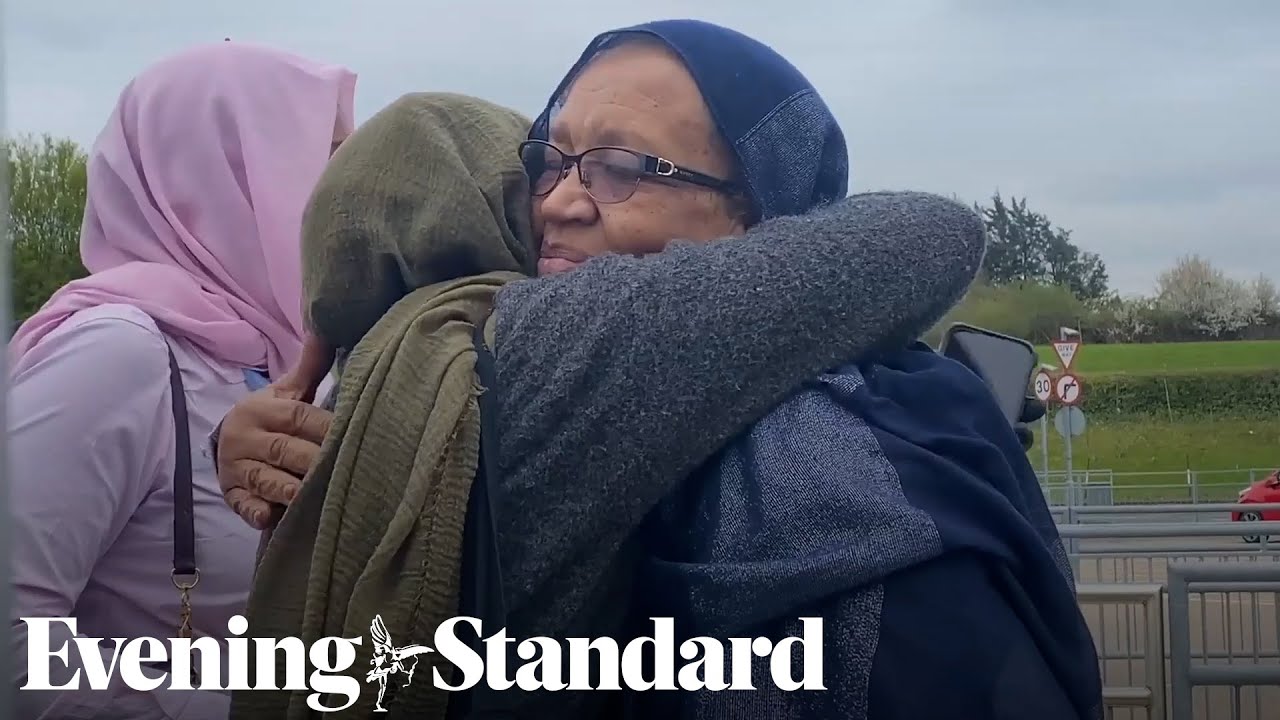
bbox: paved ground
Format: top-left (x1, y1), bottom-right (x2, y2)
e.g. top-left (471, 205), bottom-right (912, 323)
top-left (1063, 511), bottom-right (1280, 720)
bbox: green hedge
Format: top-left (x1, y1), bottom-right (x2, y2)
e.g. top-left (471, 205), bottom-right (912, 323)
top-left (1079, 368), bottom-right (1280, 420)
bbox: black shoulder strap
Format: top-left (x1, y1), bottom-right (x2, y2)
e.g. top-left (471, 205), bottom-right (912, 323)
top-left (451, 321), bottom-right (517, 720)
top-left (465, 320), bottom-right (509, 630)
top-left (165, 346), bottom-right (197, 578)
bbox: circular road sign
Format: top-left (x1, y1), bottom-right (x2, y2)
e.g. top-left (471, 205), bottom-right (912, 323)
top-left (1055, 372), bottom-right (1083, 406)
top-left (1033, 370), bottom-right (1053, 403)
top-left (1053, 406), bottom-right (1087, 438)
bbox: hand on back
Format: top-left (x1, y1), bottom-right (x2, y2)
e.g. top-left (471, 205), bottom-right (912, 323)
top-left (219, 335), bottom-right (335, 529)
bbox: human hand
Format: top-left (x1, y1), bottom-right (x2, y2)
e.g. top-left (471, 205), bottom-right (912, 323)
top-left (1013, 395), bottom-right (1046, 451)
top-left (218, 335), bottom-right (336, 529)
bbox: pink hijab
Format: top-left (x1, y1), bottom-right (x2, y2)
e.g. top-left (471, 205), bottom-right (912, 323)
top-left (9, 42), bottom-right (356, 379)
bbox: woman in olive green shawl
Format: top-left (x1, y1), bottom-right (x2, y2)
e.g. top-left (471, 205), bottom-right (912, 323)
top-left (238, 92), bottom-right (538, 719)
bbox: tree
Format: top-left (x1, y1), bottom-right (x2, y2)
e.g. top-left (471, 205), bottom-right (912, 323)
top-left (928, 281), bottom-right (1090, 345)
top-left (1248, 274), bottom-right (1278, 323)
top-left (1154, 254), bottom-right (1256, 337)
top-left (974, 192), bottom-right (1109, 301)
top-left (6, 134), bottom-right (88, 324)
top-left (1098, 295), bottom-right (1158, 343)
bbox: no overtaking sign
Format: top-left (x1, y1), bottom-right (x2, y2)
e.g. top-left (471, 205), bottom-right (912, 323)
top-left (1055, 373), bottom-right (1082, 405)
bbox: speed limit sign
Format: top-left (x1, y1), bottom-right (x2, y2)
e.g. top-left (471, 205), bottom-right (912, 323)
top-left (1033, 370), bottom-right (1053, 403)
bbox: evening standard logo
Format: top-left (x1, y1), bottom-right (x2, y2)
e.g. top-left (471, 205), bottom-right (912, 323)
top-left (367, 615), bottom-right (430, 711)
top-left (21, 614), bottom-right (825, 712)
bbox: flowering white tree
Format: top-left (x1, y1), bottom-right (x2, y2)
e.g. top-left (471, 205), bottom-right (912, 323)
top-left (1104, 295), bottom-right (1157, 342)
top-left (1155, 255), bottom-right (1257, 337)
top-left (1248, 274), bottom-right (1279, 322)
top-left (1200, 280), bottom-right (1257, 336)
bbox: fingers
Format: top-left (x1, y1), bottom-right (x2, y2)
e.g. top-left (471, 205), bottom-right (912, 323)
top-left (224, 487), bottom-right (274, 530)
top-left (1019, 395), bottom-right (1046, 424)
top-left (1014, 423), bottom-right (1035, 451)
top-left (285, 401), bottom-right (333, 446)
top-left (260, 430), bottom-right (322, 477)
top-left (276, 335), bottom-right (335, 402)
top-left (216, 388), bottom-right (332, 531)
top-left (231, 393), bottom-right (332, 447)
top-left (230, 457), bottom-right (304, 507)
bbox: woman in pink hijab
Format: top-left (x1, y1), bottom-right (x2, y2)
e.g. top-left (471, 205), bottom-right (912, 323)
top-left (9, 42), bottom-right (355, 719)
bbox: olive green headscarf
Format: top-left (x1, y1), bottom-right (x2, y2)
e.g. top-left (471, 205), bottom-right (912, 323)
top-left (233, 92), bottom-right (535, 720)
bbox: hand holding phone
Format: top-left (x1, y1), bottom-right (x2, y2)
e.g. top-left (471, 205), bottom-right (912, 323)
top-left (938, 323), bottom-right (1039, 429)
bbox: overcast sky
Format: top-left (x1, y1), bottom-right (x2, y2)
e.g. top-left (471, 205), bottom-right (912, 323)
top-left (6, 0), bottom-right (1276, 294)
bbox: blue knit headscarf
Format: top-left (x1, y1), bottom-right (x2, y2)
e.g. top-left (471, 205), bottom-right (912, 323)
top-left (530, 19), bottom-right (849, 221)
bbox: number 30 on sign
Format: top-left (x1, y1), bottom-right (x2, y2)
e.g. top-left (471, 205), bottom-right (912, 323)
top-left (1033, 370), bottom-right (1053, 403)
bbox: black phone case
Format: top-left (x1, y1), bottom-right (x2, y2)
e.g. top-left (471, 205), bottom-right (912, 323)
top-left (938, 323), bottom-right (1038, 425)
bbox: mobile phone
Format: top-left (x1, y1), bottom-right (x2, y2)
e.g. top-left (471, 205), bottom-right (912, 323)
top-left (938, 323), bottom-right (1039, 426)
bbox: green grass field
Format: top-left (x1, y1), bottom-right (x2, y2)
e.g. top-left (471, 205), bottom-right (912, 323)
top-left (1026, 340), bottom-right (1280, 499)
top-left (1031, 416), bottom-right (1277, 499)
top-left (1034, 339), bottom-right (1280, 376)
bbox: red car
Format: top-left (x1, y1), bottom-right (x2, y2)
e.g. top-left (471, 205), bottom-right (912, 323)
top-left (1233, 470), bottom-right (1280, 543)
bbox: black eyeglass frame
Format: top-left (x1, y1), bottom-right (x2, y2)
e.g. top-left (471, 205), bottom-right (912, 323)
top-left (518, 139), bottom-right (741, 203)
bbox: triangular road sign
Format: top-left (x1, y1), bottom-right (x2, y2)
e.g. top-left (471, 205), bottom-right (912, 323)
top-left (1052, 341), bottom-right (1080, 369)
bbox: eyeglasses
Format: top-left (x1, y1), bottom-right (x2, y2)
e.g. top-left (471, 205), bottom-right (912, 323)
top-left (518, 140), bottom-right (740, 204)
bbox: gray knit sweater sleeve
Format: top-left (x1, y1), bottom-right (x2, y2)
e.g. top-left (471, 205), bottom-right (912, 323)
top-left (491, 190), bottom-right (986, 637)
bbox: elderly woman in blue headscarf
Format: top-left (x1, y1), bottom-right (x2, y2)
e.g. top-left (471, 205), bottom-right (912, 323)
top-left (509, 18), bottom-right (1100, 717)
top-left (214, 18), bottom-right (1100, 720)
top-left (506, 21), bottom-right (1100, 719)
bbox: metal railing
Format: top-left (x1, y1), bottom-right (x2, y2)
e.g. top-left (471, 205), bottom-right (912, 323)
top-left (1051, 503), bottom-right (1280, 547)
top-left (1060, 516), bottom-right (1280, 720)
top-left (1167, 562), bottom-right (1280, 720)
top-left (1041, 468), bottom-right (1278, 507)
top-left (1061, 523), bottom-right (1280, 540)
top-left (1077, 583), bottom-right (1166, 719)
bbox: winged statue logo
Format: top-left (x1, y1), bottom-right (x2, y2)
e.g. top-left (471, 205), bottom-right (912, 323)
top-left (365, 615), bottom-right (434, 712)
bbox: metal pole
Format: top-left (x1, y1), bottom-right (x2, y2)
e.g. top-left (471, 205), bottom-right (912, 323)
top-left (1167, 565), bottom-right (1192, 720)
top-left (1064, 411), bottom-right (1077, 555)
top-left (1040, 411), bottom-right (1050, 479)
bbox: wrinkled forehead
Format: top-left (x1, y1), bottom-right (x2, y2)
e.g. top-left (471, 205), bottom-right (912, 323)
top-left (533, 22), bottom-right (850, 219)
top-left (543, 34), bottom-right (722, 155)
top-left (540, 33), bottom-right (692, 136)
top-left (545, 33), bottom-right (647, 114)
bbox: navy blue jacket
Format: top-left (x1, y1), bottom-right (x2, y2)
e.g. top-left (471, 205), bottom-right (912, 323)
top-left (640, 344), bottom-right (1103, 719)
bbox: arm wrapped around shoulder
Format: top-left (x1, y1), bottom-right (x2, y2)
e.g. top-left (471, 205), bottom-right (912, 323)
top-left (492, 190), bottom-right (988, 638)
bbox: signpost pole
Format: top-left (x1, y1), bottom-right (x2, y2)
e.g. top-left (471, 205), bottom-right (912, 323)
top-left (1064, 410), bottom-right (1075, 511)
top-left (1062, 411), bottom-right (1076, 538)
top-left (1063, 412), bottom-right (1080, 565)
top-left (1033, 368), bottom-right (1055, 485)
top-left (1050, 335), bottom-right (1085, 560)
top-left (1040, 412), bottom-right (1050, 479)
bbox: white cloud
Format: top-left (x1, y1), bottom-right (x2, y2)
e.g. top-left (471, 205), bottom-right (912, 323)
top-left (7, 0), bottom-right (1276, 293)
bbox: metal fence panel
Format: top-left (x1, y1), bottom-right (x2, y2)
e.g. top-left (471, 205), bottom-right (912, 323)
top-left (1160, 561), bottom-right (1280, 720)
top-left (1062, 515), bottom-right (1280, 720)
top-left (1077, 583), bottom-right (1166, 720)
